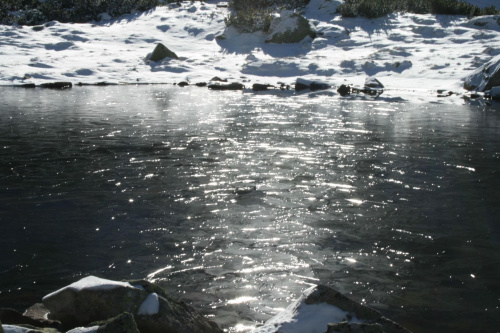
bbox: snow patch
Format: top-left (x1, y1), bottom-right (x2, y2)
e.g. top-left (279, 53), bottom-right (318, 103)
top-left (2, 325), bottom-right (32, 333)
top-left (66, 326), bottom-right (100, 333)
top-left (42, 276), bottom-right (140, 301)
top-left (252, 286), bottom-right (362, 333)
top-left (138, 292), bottom-right (160, 315)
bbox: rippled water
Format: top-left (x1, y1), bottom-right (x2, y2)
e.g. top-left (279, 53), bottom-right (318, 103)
top-left (0, 86), bottom-right (499, 332)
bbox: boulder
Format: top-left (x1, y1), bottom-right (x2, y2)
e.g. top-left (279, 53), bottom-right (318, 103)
top-left (252, 83), bottom-right (275, 91)
top-left (295, 78), bottom-right (330, 91)
top-left (88, 312), bottom-right (139, 333)
top-left (41, 276), bottom-right (222, 333)
top-left (266, 10), bottom-right (316, 44)
top-left (463, 54), bottom-right (500, 91)
top-left (364, 77), bottom-right (384, 89)
top-left (0, 308), bottom-right (60, 330)
top-left (485, 86), bottom-right (500, 100)
top-left (148, 43), bottom-right (179, 62)
top-left (326, 321), bottom-right (384, 333)
top-left (208, 82), bottom-right (244, 90)
top-left (40, 82), bottom-right (72, 89)
top-left (42, 276), bottom-right (149, 329)
top-left (337, 84), bottom-right (351, 96)
top-left (251, 285), bottom-right (411, 333)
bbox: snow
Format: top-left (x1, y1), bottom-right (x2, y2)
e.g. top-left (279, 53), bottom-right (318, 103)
top-left (137, 292), bottom-right (160, 315)
top-left (252, 286), bottom-right (362, 333)
top-left (42, 276), bottom-right (140, 301)
top-left (66, 326), bottom-right (99, 333)
top-left (0, 0), bottom-right (499, 103)
top-left (2, 326), bottom-right (32, 333)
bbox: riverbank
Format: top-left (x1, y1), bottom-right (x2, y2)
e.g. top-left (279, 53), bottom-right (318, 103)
top-left (0, 0), bottom-right (499, 104)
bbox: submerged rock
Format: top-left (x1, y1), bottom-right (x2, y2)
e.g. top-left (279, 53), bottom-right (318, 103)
top-left (463, 54), bottom-right (500, 91)
top-left (148, 43), bottom-right (179, 62)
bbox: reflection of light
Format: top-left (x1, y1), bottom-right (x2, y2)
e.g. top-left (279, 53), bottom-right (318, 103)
top-left (345, 257), bottom-right (357, 263)
top-left (232, 324), bottom-right (257, 332)
top-left (346, 199), bottom-right (363, 205)
top-left (147, 266), bottom-right (173, 279)
top-left (227, 296), bottom-right (258, 304)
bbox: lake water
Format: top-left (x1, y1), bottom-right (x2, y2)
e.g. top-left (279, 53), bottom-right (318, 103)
top-left (0, 85), bottom-right (499, 332)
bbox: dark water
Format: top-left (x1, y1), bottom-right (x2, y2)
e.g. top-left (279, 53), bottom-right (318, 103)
top-left (0, 86), bottom-right (499, 332)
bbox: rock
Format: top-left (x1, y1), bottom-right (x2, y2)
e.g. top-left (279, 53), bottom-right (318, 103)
top-left (337, 84), bottom-right (351, 96)
top-left (195, 82), bottom-right (207, 87)
top-left (266, 10), bottom-right (316, 44)
top-left (252, 285), bottom-right (411, 333)
top-left (210, 77), bottom-right (227, 82)
top-left (91, 312), bottom-right (139, 333)
top-left (1, 324), bottom-right (59, 333)
top-left (41, 276), bottom-right (222, 333)
top-left (42, 276), bottom-right (149, 330)
top-left (463, 54), bottom-right (500, 91)
top-left (365, 77), bottom-right (384, 89)
top-left (177, 81), bottom-right (189, 87)
top-left (252, 83), bottom-right (274, 91)
top-left (208, 82), bottom-right (244, 90)
top-left (485, 86), bottom-right (500, 100)
top-left (32, 26), bottom-right (44, 31)
top-left (326, 321), bottom-right (384, 333)
top-left (40, 82), bottom-right (72, 89)
top-left (16, 83), bottom-right (36, 88)
top-left (0, 308), bottom-right (60, 330)
top-left (295, 78), bottom-right (330, 91)
top-left (0, 321), bottom-right (3, 333)
top-left (304, 285), bottom-right (411, 333)
top-left (148, 43), bottom-right (179, 62)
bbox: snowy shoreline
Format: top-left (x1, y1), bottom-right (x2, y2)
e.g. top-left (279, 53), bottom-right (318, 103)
top-left (1, 0), bottom-right (499, 104)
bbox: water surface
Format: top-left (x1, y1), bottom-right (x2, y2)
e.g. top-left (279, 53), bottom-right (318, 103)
top-left (0, 86), bottom-right (499, 332)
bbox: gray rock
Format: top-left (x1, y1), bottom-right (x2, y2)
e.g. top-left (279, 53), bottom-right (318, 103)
top-left (95, 312), bottom-right (139, 333)
top-left (149, 43), bottom-right (179, 62)
top-left (485, 86), bottom-right (500, 100)
top-left (464, 54), bottom-right (500, 91)
top-left (41, 276), bottom-right (222, 333)
top-left (0, 308), bottom-right (60, 330)
top-left (208, 82), bottom-right (244, 90)
top-left (252, 83), bottom-right (274, 91)
top-left (295, 78), bottom-right (330, 91)
top-left (304, 285), bottom-right (411, 333)
top-left (42, 277), bottom-right (149, 330)
top-left (253, 285), bottom-right (411, 333)
top-left (326, 321), bottom-right (384, 333)
top-left (40, 82), bottom-right (72, 89)
top-left (266, 11), bottom-right (316, 44)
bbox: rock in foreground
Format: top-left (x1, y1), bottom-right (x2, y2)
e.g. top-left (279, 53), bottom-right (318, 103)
top-left (40, 276), bottom-right (222, 333)
top-left (252, 285), bottom-right (411, 333)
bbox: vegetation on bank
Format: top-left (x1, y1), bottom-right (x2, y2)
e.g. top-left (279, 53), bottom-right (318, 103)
top-left (337, 0), bottom-right (499, 19)
top-left (0, 0), bottom-right (169, 25)
top-left (0, 0), bottom-right (498, 26)
top-left (226, 0), bottom-right (498, 32)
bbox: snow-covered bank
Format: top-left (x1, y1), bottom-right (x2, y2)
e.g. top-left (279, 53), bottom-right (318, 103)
top-left (0, 0), bottom-right (499, 103)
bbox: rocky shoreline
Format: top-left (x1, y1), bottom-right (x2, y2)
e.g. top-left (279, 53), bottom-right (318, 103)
top-left (4, 52), bottom-right (500, 104)
top-left (0, 276), bottom-right (412, 333)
